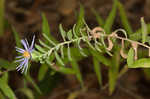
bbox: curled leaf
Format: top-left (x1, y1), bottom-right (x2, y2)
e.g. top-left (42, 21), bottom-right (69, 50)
top-left (91, 27), bottom-right (105, 39)
top-left (106, 36), bottom-right (113, 51)
top-left (120, 40), bottom-right (127, 59)
top-left (113, 29), bottom-right (127, 38)
top-left (131, 42), bottom-right (138, 60)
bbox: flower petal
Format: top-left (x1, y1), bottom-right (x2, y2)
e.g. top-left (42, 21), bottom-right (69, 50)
top-left (25, 39), bottom-right (29, 48)
top-left (21, 40), bottom-right (28, 50)
top-left (16, 58), bottom-right (26, 71)
top-left (21, 59), bottom-right (28, 74)
top-left (29, 35), bottom-right (35, 51)
top-left (16, 47), bottom-right (25, 53)
top-left (15, 58), bottom-right (25, 63)
top-left (16, 56), bottom-right (23, 59)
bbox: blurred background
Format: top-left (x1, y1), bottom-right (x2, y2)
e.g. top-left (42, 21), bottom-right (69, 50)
top-left (1, 0), bottom-right (150, 99)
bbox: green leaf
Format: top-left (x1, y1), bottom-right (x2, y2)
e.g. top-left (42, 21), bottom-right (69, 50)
top-left (46, 60), bottom-right (75, 74)
top-left (67, 30), bottom-right (73, 40)
top-left (91, 8), bottom-right (104, 27)
top-left (130, 23), bottom-right (150, 41)
top-left (25, 75), bottom-right (42, 94)
top-left (104, 0), bottom-right (118, 33)
top-left (39, 40), bottom-right (51, 49)
top-left (35, 44), bottom-right (47, 53)
top-left (42, 13), bottom-right (50, 37)
top-left (75, 5), bottom-right (84, 35)
top-left (141, 17), bottom-right (148, 43)
top-left (118, 2), bottom-right (133, 34)
top-left (60, 46), bottom-right (64, 58)
top-left (92, 56), bottom-right (102, 87)
top-left (38, 64), bottom-right (48, 81)
top-left (1, 72), bottom-right (8, 83)
top-left (90, 50), bottom-right (111, 66)
top-left (54, 51), bottom-right (64, 66)
top-left (18, 88), bottom-right (34, 99)
top-left (42, 13), bottom-right (58, 43)
top-left (43, 33), bottom-right (56, 46)
top-left (59, 67), bottom-right (75, 74)
top-left (77, 40), bottom-right (87, 57)
top-left (109, 47), bottom-right (120, 95)
top-left (0, 58), bottom-right (16, 69)
top-left (67, 44), bottom-right (72, 61)
top-left (73, 24), bottom-right (78, 38)
top-left (12, 27), bottom-right (21, 48)
top-left (71, 58), bottom-right (84, 89)
top-left (0, 78), bottom-right (16, 99)
top-left (59, 24), bottom-right (66, 41)
top-left (128, 58), bottom-right (150, 68)
top-left (127, 48), bottom-right (134, 67)
top-left (0, 0), bottom-right (4, 36)
top-left (0, 91), bottom-right (5, 99)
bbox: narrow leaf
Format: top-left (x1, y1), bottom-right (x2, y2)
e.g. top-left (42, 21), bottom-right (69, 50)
top-left (54, 51), bottom-right (64, 66)
top-left (104, 0), bottom-right (118, 33)
top-left (39, 40), bottom-right (51, 49)
top-left (42, 13), bottom-right (50, 37)
top-left (67, 30), bottom-right (73, 40)
top-left (67, 44), bottom-right (72, 61)
top-left (127, 48), bottom-right (134, 67)
top-left (25, 75), bottom-right (42, 94)
top-left (38, 64), bottom-right (48, 81)
top-left (75, 5), bottom-right (84, 35)
top-left (43, 33), bottom-right (56, 46)
top-left (109, 47), bottom-right (120, 95)
top-left (118, 2), bottom-right (133, 34)
top-left (12, 27), bottom-right (21, 48)
top-left (93, 56), bottom-right (102, 87)
top-left (59, 24), bottom-right (66, 41)
top-left (129, 58), bottom-right (150, 68)
top-left (35, 44), bottom-right (47, 53)
top-left (18, 88), bottom-right (34, 99)
top-left (71, 59), bottom-right (84, 89)
top-left (141, 17), bottom-right (148, 43)
top-left (0, 78), bottom-right (16, 99)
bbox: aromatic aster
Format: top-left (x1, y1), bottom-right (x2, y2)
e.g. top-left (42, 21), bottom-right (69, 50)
top-left (15, 36), bottom-right (35, 74)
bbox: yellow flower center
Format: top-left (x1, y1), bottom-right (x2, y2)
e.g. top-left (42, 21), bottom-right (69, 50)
top-left (23, 51), bottom-right (30, 58)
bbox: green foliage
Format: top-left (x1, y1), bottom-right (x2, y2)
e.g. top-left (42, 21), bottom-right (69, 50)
top-left (12, 27), bottom-right (22, 47)
top-left (2, 1), bottom-right (150, 98)
top-left (108, 47), bottom-right (120, 95)
top-left (129, 58), bottom-right (150, 68)
top-left (0, 77), bottom-right (16, 99)
top-left (141, 17), bottom-right (148, 43)
top-left (118, 1), bottom-right (133, 34)
top-left (92, 52), bottom-right (102, 87)
top-left (104, 0), bottom-right (118, 33)
top-left (127, 48), bottom-right (134, 67)
top-left (0, 0), bottom-right (5, 36)
top-left (71, 58), bottom-right (84, 89)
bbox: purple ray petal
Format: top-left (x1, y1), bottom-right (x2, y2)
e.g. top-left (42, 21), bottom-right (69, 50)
top-left (15, 58), bottom-right (25, 63)
top-left (16, 49), bottom-right (24, 53)
top-left (21, 40), bottom-right (28, 50)
top-left (16, 56), bottom-right (23, 59)
top-left (16, 58), bottom-right (27, 71)
top-left (29, 35), bottom-right (35, 51)
top-left (16, 47), bottom-right (25, 53)
top-left (21, 59), bottom-right (28, 74)
top-left (25, 39), bottom-right (29, 48)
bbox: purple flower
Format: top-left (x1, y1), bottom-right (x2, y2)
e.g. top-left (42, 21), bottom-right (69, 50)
top-left (15, 36), bottom-right (35, 74)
